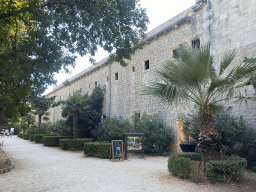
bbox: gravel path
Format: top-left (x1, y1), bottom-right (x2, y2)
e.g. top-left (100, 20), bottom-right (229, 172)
top-left (0, 136), bottom-right (235, 192)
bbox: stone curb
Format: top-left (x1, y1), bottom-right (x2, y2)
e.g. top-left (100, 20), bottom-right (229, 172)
top-left (0, 147), bottom-right (15, 175)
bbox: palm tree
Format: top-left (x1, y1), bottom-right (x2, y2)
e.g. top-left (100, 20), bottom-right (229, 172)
top-left (60, 91), bottom-right (91, 139)
top-left (141, 43), bottom-right (256, 167)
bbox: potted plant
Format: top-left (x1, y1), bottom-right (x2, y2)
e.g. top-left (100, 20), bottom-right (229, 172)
top-left (179, 118), bottom-right (198, 152)
top-left (179, 141), bottom-right (197, 152)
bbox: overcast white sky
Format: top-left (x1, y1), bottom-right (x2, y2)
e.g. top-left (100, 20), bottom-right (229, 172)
top-left (44, 0), bottom-right (196, 95)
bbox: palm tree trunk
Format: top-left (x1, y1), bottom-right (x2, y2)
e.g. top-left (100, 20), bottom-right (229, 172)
top-left (73, 110), bottom-right (78, 138)
top-left (38, 114), bottom-right (42, 134)
top-left (198, 108), bottom-right (225, 168)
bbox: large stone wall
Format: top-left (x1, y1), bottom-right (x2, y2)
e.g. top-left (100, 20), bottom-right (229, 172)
top-left (44, 0), bottom-right (256, 151)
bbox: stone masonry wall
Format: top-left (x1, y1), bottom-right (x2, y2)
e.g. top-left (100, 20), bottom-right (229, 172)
top-left (44, 0), bottom-right (256, 152)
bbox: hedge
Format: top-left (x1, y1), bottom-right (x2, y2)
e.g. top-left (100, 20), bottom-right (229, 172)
top-left (17, 133), bottom-right (23, 138)
top-left (33, 134), bottom-right (50, 143)
top-left (29, 134), bottom-right (37, 141)
top-left (84, 142), bottom-right (111, 158)
top-left (42, 136), bottom-right (72, 146)
top-left (22, 134), bottom-right (30, 140)
top-left (206, 156), bottom-right (247, 182)
top-left (59, 138), bottom-right (93, 150)
top-left (168, 153), bottom-right (193, 179)
top-left (168, 153), bottom-right (247, 183)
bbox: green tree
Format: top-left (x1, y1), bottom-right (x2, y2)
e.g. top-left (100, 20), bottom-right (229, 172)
top-left (60, 91), bottom-right (91, 138)
top-left (141, 44), bottom-right (256, 167)
top-left (0, 0), bottom-right (149, 127)
top-left (65, 86), bottom-right (104, 138)
top-left (33, 96), bottom-right (56, 134)
top-left (21, 112), bottom-right (35, 131)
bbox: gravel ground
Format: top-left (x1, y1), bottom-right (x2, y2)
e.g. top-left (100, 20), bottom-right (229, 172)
top-left (0, 136), bottom-right (255, 192)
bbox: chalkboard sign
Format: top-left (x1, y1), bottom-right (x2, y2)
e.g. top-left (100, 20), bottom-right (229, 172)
top-left (110, 140), bottom-right (124, 161)
top-left (113, 140), bottom-right (122, 156)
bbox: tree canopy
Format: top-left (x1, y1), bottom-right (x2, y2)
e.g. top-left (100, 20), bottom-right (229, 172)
top-left (0, 0), bottom-right (149, 127)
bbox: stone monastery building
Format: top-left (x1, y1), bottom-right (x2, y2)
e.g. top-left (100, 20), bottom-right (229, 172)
top-left (45, 0), bottom-right (256, 151)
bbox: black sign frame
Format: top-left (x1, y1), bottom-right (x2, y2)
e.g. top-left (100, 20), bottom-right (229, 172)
top-left (124, 133), bottom-right (144, 160)
top-left (110, 140), bottom-right (124, 161)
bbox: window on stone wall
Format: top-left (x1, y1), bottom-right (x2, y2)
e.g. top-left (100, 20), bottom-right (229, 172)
top-left (192, 39), bottom-right (200, 48)
top-left (145, 60), bottom-right (149, 70)
top-left (173, 48), bottom-right (180, 58)
top-left (132, 66), bottom-right (135, 72)
top-left (80, 88), bottom-right (82, 92)
top-left (60, 96), bottom-right (61, 100)
top-left (135, 112), bottom-right (140, 119)
top-left (102, 114), bottom-right (106, 120)
top-left (106, 76), bottom-right (109, 82)
top-left (88, 84), bottom-right (90, 89)
top-left (95, 81), bottom-right (98, 87)
top-left (115, 72), bottom-right (118, 80)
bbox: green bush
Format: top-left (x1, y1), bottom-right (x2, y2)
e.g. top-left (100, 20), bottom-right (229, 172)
top-left (168, 153), bottom-right (192, 179)
top-left (84, 142), bottom-right (111, 158)
top-left (92, 116), bottom-right (132, 142)
top-left (46, 120), bottom-right (72, 136)
top-left (92, 112), bottom-right (173, 155)
top-left (206, 156), bottom-right (247, 183)
top-left (22, 133), bottom-right (30, 140)
top-left (174, 152), bottom-right (201, 161)
top-left (132, 112), bottom-right (174, 155)
top-left (42, 136), bottom-right (72, 146)
top-left (17, 133), bottom-right (23, 138)
top-left (33, 134), bottom-right (50, 143)
top-left (29, 134), bottom-right (37, 141)
top-left (181, 110), bottom-right (256, 170)
top-left (59, 138), bottom-right (93, 150)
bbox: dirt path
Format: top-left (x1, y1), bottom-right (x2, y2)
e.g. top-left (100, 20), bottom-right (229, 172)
top-left (0, 136), bottom-right (255, 192)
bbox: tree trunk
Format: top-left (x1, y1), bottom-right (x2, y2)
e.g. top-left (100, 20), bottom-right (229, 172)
top-left (38, 114), bottom-right (42, 134)
top-left (198, 108), bottom-right (225, 168)
top-left (73, 110), bottom-right (78, 139)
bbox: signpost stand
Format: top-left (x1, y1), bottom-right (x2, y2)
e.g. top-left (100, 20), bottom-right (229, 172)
top-left (125, 133), bottom-right (144, 160)
top-left (109, 140), bottom-right (124, 161)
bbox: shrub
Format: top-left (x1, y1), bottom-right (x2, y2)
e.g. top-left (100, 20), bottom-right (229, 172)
top-left (132, 112), bottom-right (174, 155)
top-left (84, 142), bottom-right (111, 158)
top-left (168, 153), bottom-right (192, 179)
top-left (59, 138), bottom-right (93, 150)
top-left (33, 134), bottom-right (50, 143)
top-left (181, 110), bottom-right (256, 170)
top-left (42, 136), bottom-right (72, 146)
top-left (29, 134), bottom-right (38, 141)
top-left (93, 112), bottom-right (173, 155)
top-left (17, 133), bottom-right (23, 138)
top-left (173, 152), bottom-right (201, 161)
top-left (22, 134), bottom-right (30, 140)
top-left (205, 156), bottom-right (247, 183)
top-left (46, 120), bottom-right (72, 136)
top-left (92, 116), bottom-right (132, 142)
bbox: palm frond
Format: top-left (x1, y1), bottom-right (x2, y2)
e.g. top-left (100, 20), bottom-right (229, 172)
top-left (219, 49), bottom-right (236, 76)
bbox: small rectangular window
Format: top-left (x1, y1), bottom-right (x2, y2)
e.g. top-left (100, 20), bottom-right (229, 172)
top-left (132, 67), bottom-right (135, 72)
top-left (106, 77), bottom-right (109, 82)
top-left (192, 39), bottom-right (200, 49)
top-left (95, 81), bottom-right (97, 87)
top-left (80, 88), bottom-right (82, 92)
top-left (135, 112), bottom-right (140, 118)
top-left (173, 49), bottom-right (180, 58)
top-left (145, 60), bottom-right (149, 70)
top-left (88, 84), bottom-right (90, 89)
top-left (60, 96), bottom-right (61, 100)
top-left (115, 73), bottom-right (118, 80)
